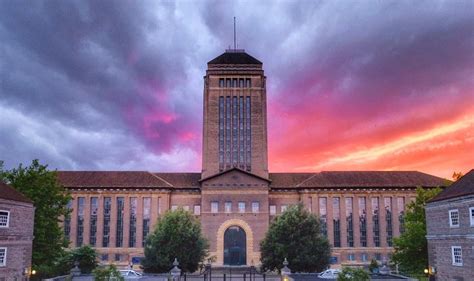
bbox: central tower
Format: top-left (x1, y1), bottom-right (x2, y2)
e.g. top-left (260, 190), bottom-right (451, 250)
top-left (201, 49), bottom-right (268, 179)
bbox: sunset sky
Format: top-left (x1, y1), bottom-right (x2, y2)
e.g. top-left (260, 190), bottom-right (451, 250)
top-left (1, 1), bottom-right (473, 179)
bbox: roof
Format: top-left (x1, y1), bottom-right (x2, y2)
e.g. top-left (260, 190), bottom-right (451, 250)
top-left (57, 171), bottom-right (172, 188)
top-left (270, 171), bottom-right (448, 189)
top-left (208, 50), bottom-right (262, 65)
top-left (199, 167), bottom-right (271, 183)
top-left (57, 170), bottom-right (448, 190)
top-left (0, 181), bottom-right (33, 204)
top-left (429, 169), bottom-right (474, 203)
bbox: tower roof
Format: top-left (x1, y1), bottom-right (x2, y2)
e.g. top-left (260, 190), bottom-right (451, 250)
top-left (208, 50), bottom-right (262, 65)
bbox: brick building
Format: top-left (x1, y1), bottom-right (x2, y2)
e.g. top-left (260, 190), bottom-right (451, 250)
top-left (426, 170), bottom-right (474, 280)
top-left (57, 49), bottom-right (448, 268)
top-left (0, 182), bottom-right (35, 280)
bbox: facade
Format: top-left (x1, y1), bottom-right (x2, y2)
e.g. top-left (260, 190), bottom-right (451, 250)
top-left (57, 49), bottom-right (448, 268)
top-left (426, 170), bottom-right (474, 280)
top-left (0, 182), bottom-right (35, 280)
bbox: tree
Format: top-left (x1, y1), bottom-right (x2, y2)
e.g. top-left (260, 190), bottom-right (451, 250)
top-left (141, 208), bottom-right (209, 273)
top-left (368, 259), bottom-right (378, 273)
top-left (260, 204), bottom-right (331, 272)
top-left (93, 265), bottom-right (124, 281)
top-left (0, 160), bottom-right (71, 279)
top-left (337, 267), bottom-right (370, 281)
top-left (54, 245), bottom-right (98, 274)
top-left (392, 187), bottom-right (442, 275)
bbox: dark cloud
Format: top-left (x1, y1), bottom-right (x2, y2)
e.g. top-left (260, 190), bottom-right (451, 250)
top-left (0, 0), bottom-right (472, 176)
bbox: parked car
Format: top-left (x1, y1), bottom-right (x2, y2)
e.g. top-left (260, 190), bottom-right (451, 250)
top-left (120, 270), bottom-right (143, 279)
top-left (318, 269), bottom-right (341, 279)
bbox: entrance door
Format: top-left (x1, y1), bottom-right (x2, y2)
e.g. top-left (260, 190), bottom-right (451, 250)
top-left (223, 226), bottom-right (246, 265)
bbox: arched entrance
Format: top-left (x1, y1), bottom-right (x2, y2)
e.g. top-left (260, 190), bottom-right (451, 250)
top-left (223, 226), bottom-right (246, 265)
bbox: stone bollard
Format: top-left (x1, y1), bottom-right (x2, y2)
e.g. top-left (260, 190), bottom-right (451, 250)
top-left (170, 258), bottom-right (182, 281)
top-left (281, 258), bottom-right (291, 281)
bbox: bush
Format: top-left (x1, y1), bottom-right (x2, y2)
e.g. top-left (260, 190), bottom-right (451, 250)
top-left (93, 265), bottom-right (124, 281)
top-left (368, 259), bottom-right (378, 273)
top-left (141, 208), bottom-right (209, 273)
top-left (54, 245), bottom-right (98, 274)
top-left (260, 204), bottom-right (331, 272)
top-left (337, 267), bottom-right (370, 281)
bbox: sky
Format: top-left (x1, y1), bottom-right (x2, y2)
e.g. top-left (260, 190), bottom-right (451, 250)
top-left (0, 1), bottom-right (473, 179)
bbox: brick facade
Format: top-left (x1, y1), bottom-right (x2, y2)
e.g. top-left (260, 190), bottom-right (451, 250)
top-left (0, 185), bottom-right (35, 280)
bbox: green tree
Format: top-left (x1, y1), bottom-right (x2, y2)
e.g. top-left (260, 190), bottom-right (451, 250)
top-left (392, 187), bottom-right (442, 275)
top-left (0, 160), bottom-right (71, 279)
top-left (368, 259), bottom-right (378, 273)
top-left (260, 204), bottom-right (331, 272)
top-left (141, 208), bottom-right (209, 273)
top-left (337, 267), bottom-right (370, 281)
top-left (54, 245), bottom-right (98, 274)
top-left (93, 265), bottom-right (124, 281)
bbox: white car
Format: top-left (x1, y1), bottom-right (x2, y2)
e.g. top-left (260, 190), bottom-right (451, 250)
top-left (120, 270), bottom-right (143, 279)
top-left (317, 269), bottom-right (341, 279)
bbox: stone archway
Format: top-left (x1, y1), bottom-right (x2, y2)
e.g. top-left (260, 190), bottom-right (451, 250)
top-left (216, 219), bottom-right (254, 265)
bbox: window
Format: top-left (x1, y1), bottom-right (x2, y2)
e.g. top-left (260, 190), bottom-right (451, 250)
top-left (359, 197), bottom-right (367, 247)
top-left (0, 248), bottom-right (6, 267)
top-left (384, 197), bottom-right (393, 246)
top-left (269, 205), bottom-right (276, 215)
top-left (171, 205), bottom-right (178, 211)
top-left (469, 207), bottom-right (474, 226)
top-left (102, 197), bottom-right (111, 247)
top-left (397, 197), bottom-right (405, 234)
top-left (90, 197), bottom-right (98, 246)
top-left (211, 202), bottom-right (219, 213)
top-left (239, 78), bottom-right (244, 88)
top-left (449, 209), bottom-right (460, 227)
top-left (345, 198), bottom-right (354, 247)
top-left (115, 253), bottom-right (122, 262)
top-left (372, 197), bottom-right (380, 247)
top-left (0, 211), bottom-right (10, 227)
top-left (219, 96), bottom-right (225, 170)
top-left (452, 246), bottom-right (463, 266)
top-left (245, 96), bottom-right (251, 170)
top-left (194, 205), bottom-right (201, 216)
top-left (232, 78), bottom-right (238, 87)
top-left (246, 78), bottom-right (251, 88)
top-left (183, 205), bottom-right (190, 212)
top-left (281, 205), bottom-right (288, 213)
top-left (116, 197), bottom-right (124, 247)
top-left (226, 79), bottom-right (231, 87)
top-left (238, 202), bottom-right (246, 213)
top-left (76, 197), bottom-right (85, 247)
top-left (319, 197), bottom-right (327, 237)
top-left (64, 201), bottom-right (72, 241)
top-left (143, 197), bottom-right (151, 247)
top-left (225, 202), bottom-right (232, 213)
top-left (129, 197), bottom-right (137, 247)
top-left (347, 253), bottom-right (355, 261)
top-left (333, 197), bottom-right (341, 247)
top-left (219, 78), bottom-right (225, 87)
top-left (101, 254), bottom-right (109, 262)
top-left (375, 253), bottom-right (382, 261)
top-left (361, 253), bottom-right (368, 262)
top-left (252, 202), bottom-right (260, 213)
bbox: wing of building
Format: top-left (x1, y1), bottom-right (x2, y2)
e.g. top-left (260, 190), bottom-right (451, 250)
top-left (57, 49), bottom-right (449, 268)
top-left (426, 170), bottom-right (474, 280)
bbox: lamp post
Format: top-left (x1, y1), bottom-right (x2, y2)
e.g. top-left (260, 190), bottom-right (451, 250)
top-left (281, 258), bottom-right (291, 281)
top-left (170, 258), bottom-right (181, 281)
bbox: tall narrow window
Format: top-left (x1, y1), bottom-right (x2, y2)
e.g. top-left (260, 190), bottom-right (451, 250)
top-left (239, 202), bottom-right (246, 213)
top-left (246, 78), bottom-right (251, 88)
top-left (226, 96), bottom-right (231, 168)
top-left (239, 78), bottom-right (244, 88)
top-left (102, 197), bottom-right (111, 247)
top-left (252, 202), bottom-right (260, 213)
top-left (129, 197), bottom-right (137, 247)
top-left (452, 246), bottom-right (463, 266)
top-left (64, 200), bottom-right (72, 242)
top-left (333, 197), bottom-right (341, 247)
top-left (239, 96), bottom-right (244, 168)
top-left (225, 202), bottom-right (232, 213)
top-left (232, 78), bottom-right (238, 87)
top-left (372, 197), bottom-right (380, 247)
top-left (345, 197), bottom-right (354, 247)
top-left (142, 197), bottom-right (151, 247)
top-left (449, 209), bottom-right (460, 227)
top-left (219, 78), bottom-right (225, 87)
top-left (397, 197), bottom-right (405, 234)
top-left (384, 198), bottom-right (393, 246)
top-left (76, 197), bottom-right (85, 247)
top-left (211, 202), bottom-right (219, 213)
top-left (245, 96), bottom-right (251, 170)
top-left (89, 197), bottom-right (98, 246)
top-left (359, 197), bottom-right (367, 247)
top-left (116, 197), bottom-right (124, 247)
top-left (219, 97), bottom-right (225, 170)
top-left (232, 96), bottom-right (238, 166)
top-left (319, 197), bottom-right (327, 237)
top-left (226, 79), bottom-right (231, 88)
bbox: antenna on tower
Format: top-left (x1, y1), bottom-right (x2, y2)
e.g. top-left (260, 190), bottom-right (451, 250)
top-left (233, 17), bottom-right (236, 50)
